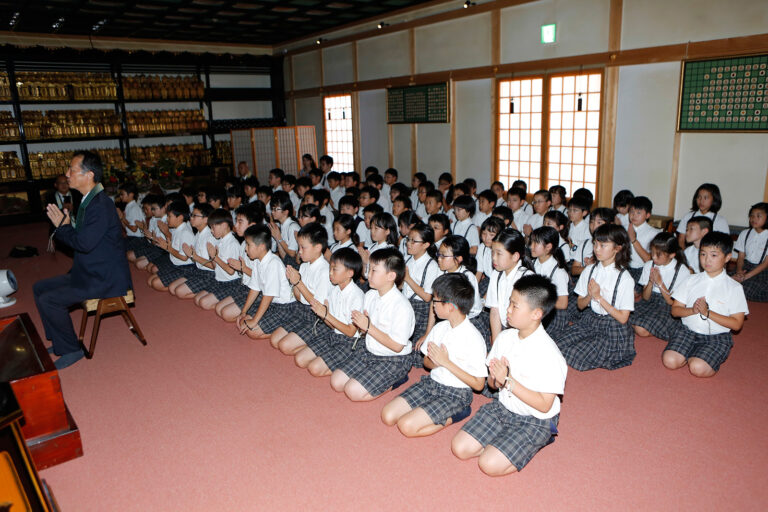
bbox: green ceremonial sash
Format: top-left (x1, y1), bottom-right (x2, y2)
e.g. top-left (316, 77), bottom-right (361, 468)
top-left (73, 183), bottom-right (104, 231)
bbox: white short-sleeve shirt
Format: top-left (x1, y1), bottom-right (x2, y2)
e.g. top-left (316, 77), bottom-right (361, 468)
top-left (473, 210), bottom-right (490, 229)
top-left (280, 218), bottom-right (300, 253)
top-left (453, 218), bottom-right (480, 248)
top-left (488, 324), bottom-right (566, 419)
top-left (194, 226), bottom-right (216, 272)
top-left (568, 219), bottom-right (590, 245)
top-left (420, 318), bottom-right (488, 389)
top-left (629, 222), bottom-right (661, 269)
top-left (214, 231), bottom-right (241, 282)
top-left (574, 262), bottom-right (635, 314)
top-left (485, 261), bottom-right (534, 327)
top-left (328, 282), bottom-right (365, 335)
top-left (734, 228), bottom-right (768, 264)
top-left (363, 286), bottom-right (415, 356)
top-left (455, 266), bottom-right (483, 318)
top-left (249, 251), bottom-right (294, 304)
top-left (298, 257), bottom-right (332, 305)
top-left (149, 215), bottom-right (167, 242)
top-left (673, 270), bottom-right (748, 335)
top-left (355, 222), bottom-right (372, 249)
top-left (289, 190), bottom-right (301, 213)
top-left (534, 257), bottom-right (569, 297)
top-left (569, 238), bottom-right (594, 265)
top-left (330, 186), bottom-right (345, 211)
top-left (684, 244), bottom-right (701, 273)
top-left (676, 210), bottom-right (730, 235)
top-left (415, 201), bottom-right (428, 222)
top-left (169, 222), bottom-right (195, 266)
top-left (124, 200), bottom-right (144, 238)
top-left (638, 259), bottom-right (691, 295)
top-left (477, 243), bottom-right (493, 278)
top-left (330, 239), bottom-right (357, 253)
top-left (511, 209), bottom-right (531, 231)
top-left (525, 213), bottom-right (545, 232)
top-left (239, 241), bottom-right (256, 285)
top-left (402, 253), bottom-right (440, 300)
top-left (616, 212), bottom-right (630, 229)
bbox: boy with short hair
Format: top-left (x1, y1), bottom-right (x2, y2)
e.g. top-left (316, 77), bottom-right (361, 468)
top-left (243, 177), bottom-right (259, 204)
top-left (319, 154), bottom-right (334, 189)
top-left (327, 171), bottom-right (344, 210)
top-left (492, 206), bottom-right (514, 227)
top-left (331, 248), bottom-right (415, 401)
top-left (356, 203), bottom-right (383, 250)
top-left (148, 200), bottom-right (196, 292)
top-left (309, 168), bottom-right (324, 190)
top-left (452, 195), bottom-right (480, 254)
top-left (383, 167), bottom-right (398, 200)
top-left (425, 190), bottom-right (444, 218)
top-left (257, 186), bottom-right (273, 215)
top-left (666, 232), bottom-right (748, 378)
top-left (170, 204), bottom-right (216, 299)
top-left (392, 195), bottom-right (412, 218)
top-left (295, 177), bottom-right (312, 203)
top-left (193, 208), bottom-right (243, 310)
top-left (283, 174), bottom-right (301, 213)
top-left (381, 273), bottom-right (487, 437)
top-left (506, 188), bottom-right (530, 231)
top-left (491, 181), bottom-right (507, 207)
top-left (627, 196), bottom-right (661, 283)
top-left (118, 182), bottom-right (144, 259)
top-left (268, 168), bottom-right (284, 192)
top-left (134, 194), bottom-right (167, 271)
top-left (566, 196), bottom-right (593, 276)
top-left (206, 188), bottom-right (224, 210)
top-left (415, 181), bottom-right (434, 220)
top-left (452, 274), bottom-right (566, 476)
top-left (523, 190), bottom-right (552, 236)
top-left (473, 189), bottom-right (497, 228)
top-left (684, 216), bottom-right (712, 273)
top-left (613, 189), bottom-right (634, 229)
top-left (428, 213), bottom-right (451, 249)
top-left (511, 180), bottom-right (531, 215)
top-left (367, 173), bottom-right (392, 214)
top-left (381, 273), bottom-right (488, 437)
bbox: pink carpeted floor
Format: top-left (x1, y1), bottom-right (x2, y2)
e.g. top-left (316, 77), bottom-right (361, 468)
top-left (1, 222), bottom-right (766, 511)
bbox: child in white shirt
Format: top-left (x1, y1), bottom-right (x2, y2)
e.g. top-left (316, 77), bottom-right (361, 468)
top-left (452, 195), bottom-right (480, 255)
top-left (148, 200), bottom-right (195, 292)
top-left (169, 204), bottom-right (216, 299)
top-left (627, 196), bottom-right (661, 284)
top-left (732, 202), bottom-right (768, 302)
top-left (683, 216), bottom-right (712, 273)
top-left (193, 209), bottom-right (244, 311)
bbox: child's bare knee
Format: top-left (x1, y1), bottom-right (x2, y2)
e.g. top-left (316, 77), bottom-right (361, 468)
top-left (478, 452), bottom-right (517, 477)
top-left (662, 350), bottom-right (686, 370)
top-left (330, 371), bottom-right (347, 392)
top-left (451, 435), bottom-right (477, 460)
top-left (633, 326), bottom-right (650, 337)
top-left (688, 358), bottom-right (716, 378)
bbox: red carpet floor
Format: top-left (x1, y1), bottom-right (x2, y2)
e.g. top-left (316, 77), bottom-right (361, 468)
top-left (2, 222), bottom-right (766, 511)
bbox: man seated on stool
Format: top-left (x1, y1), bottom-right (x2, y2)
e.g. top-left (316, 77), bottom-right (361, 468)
top-left (33, 151), bottom-right (132, 369)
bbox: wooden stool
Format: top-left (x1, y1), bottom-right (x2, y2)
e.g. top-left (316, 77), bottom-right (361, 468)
top-left (78, 289), bottom-right (147, 359)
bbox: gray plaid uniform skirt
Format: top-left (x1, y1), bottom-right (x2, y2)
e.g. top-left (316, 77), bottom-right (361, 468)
top-left (410, 296), bottom-right (431, 342)
top-left (544, 309), bottom-right (570, 340)
top-left (281, 302), bottom-right (325, 342)
top-left (256, 301), bottom-right (296, 334)
top-left (311, 331), bottom-right (360, 371)
top-left (478, 276), bottom-right (490, 298)
top-left (135, 242), bottom-right (164, 262)
top-left (399, 375), bottom-right (473, 426)
top-left (157, 259), bottom-right (196, 287)
top-left (207, 278), bottom-right (246, 301)
top-left (554, 309), bottom-right (636, 371)
top-left (566, 282), bottom-right (583, 323)
top-left (741, 262), bottom-right (768, 302)
top-left (461, 400), bottom-right (558, 471)
top-left (226, 279), bottom-right (250, 306)
top-left (628, 266), bottom-right (643, 285)
top-left (665, 325), bottom-right (733, 371)
top-left (184, 269), bottom-right (216, 294)
top-left (631, 293), bottom-right (680, 341)
top-left (234, 285), bottom-right (259, 309)
top-left (338, 348), bottom-right (413, 397)
top-left (469, 311), bottom-right (492, 352)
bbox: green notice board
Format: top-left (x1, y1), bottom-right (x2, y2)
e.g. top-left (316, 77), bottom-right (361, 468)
top-left (679, 54), bottom-right (768, 132)
top-left (387, 83), bottom-right (449, 124)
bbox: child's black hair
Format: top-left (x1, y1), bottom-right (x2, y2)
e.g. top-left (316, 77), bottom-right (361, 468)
top-left (506, 187), bottom-right (526, 201)
top-left (418, 180), bottom-right (435, 193)
top-left (338, 195), bottom-right (359, 211)
top-left (143, 193), bottom-right (163, 207)
top-left (208, 208), bottom-right (233, 229)
top-left (283, 174), bottom-right (297, 187)
top-left (398, 210), bottom-right (420, 230)
top-left (690, 183), bottom-right (723, 213)
top-left (441, 234), bottom-right (477, 273)
top-left (345, 186), bottom-right (361, 200)
top-left (206, 188), bottom-right (225, 206)
top-left (319, 154), bottom-right (333, 166)
top-left (492, 206), bottom-right (514, 226)
top-left (749, 202), bottom-right (768, 230)
top-left (360, 185), bottom-right (380, 202)
top-left (549, 184), bottom-right (567, 203)
top-left (543, 210), bottom-right (569, 239)
top-left (366, 173), bottom-right (384, 187)
top-left (511, 179), bottom-right (527, 192)
top-left (453, 182), bottom-right (470, 197)
top-left (297, 221), bottom-right (329, 252)
top-left (119, 182), bottom-right (138, 197)
top-left (257, 186), bottom-right (273, 201)
top-left (309, 168), bottom-right (323, 180)
top-left (296, 176), bottom-right (312, 191)
top-left (269, 168), bottom-right (285, 181)
top-left (243, 176), bottom-right (259, 190)
top-left (428, 213), bottom-right (451, 233)
top-left (363, 203), bottom-right (384, 216)
top-left (593, 224), bottom-right (631, 270)
top-left (369, 247), bottom-right (406, 286)
top-left (371, 212), bottom-right (399, 246)
top-left (347, 172), bottom-right (360, 185)
top-left (480, 215), bottom-right (506, 236)
top-left (394, 195), bottom-right (412, 210)
top-left (687, 215), bottom-right (713, 233)
top-left (431, 273), bottom-right (474, 316)
top-left (478, 189), bottom-right (498, 204)
top-left (244, 224), bottom-right (271, 248)
top-left (650, 232), bottom-right (687, 269)
top-left (494, 228), bottom-right (533, 270)
top-left (613, 189), bottom-right (634, 208)
top-left (530, 226), bottom-right (567, 269)
top-left (425, 189), bottom-right (443, 204)
top-left (333, 214), bottom-right (360, 246)
top-left (234, 203), bottom-right (262, 225)
top-left (331, 247), bottom-right (364, 281)
top-left (165, 191), bottom-right (183, 204)
top-left (327, 171), bottom-right (341, 183)
top-left (391, 182), bottom-right (409, 199)
top-left (629, 196), bottom-right (653, 214)
top-left (452, 194), bottom-right (476, 217)
top-left (384, 167), bottom-right (398, 180)
top-left (226, 183), bottom-right (245, 200)
top-left (572, 187), bottom-right (594, 210)
top-left (533, 189), bottom-right (552, 202)
top-left (270, 190), bottom-right (295, 218)
top-left (180, 186), bottom-right (195, 200)
top-left (364, 165), bottom-right (379, 177)
top-left (591, 207), bottom-right (617, 225)
top-left (412, 172), bottom-right (427, 188)
top-left (167, 200), bottom-right (190, 221)
top-left (513, 274), bottom-right (557, 317)
top-left (700, 231), bottom-right (733, 255)
top-left (438, 172), bottom-right (453, 185)
top-left (298, 203), bottom-right (324, 224)
top-left (463, 177), bottom-right (477, 192)
top-left (408, 221), bottom-right (438, 259)
top-left (194, 203), bottom-right (214, 218)
top-left (567, 196), bottom-right (591, 213)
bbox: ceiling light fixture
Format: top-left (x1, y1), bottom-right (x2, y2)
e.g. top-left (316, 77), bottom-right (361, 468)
top-left (316, 38), bottom-right (324, 45)
top-left (377, 21), bottom-right (389, 29)
top-left (52, 16), bottom-right (65, 30)
top-left (92, 18), bottom-right (108, 32)
top-left (463, 1), bottom-right (475, 8)
top-left (9, 12), bottom-right (19, 28)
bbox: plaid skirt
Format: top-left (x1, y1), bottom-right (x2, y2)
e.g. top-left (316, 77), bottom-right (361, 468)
top-left (544, 308), bottom-right (570, 340)
top-left (566, 281), bottom-right (583, 323)
top-left (338, 348), bottom-right (413, 397)
top-left (410, 296), bottom-right (431, 342)
top-left (227, 279), bottom-right (250, 306)
top-left (311, 331), bottom-right (360, 371)
top-left (256, 301), bottom-right (296, 334)
top-left (157, 259), bottom-right (196, 287)
top-left (125, 236), bottom-right (145, 253)
top-left (628, 266), bottom-right (643, 284)
top-left (469, 311), bottom-right (492, 352)
top-left (631, 293), bottom-right (679, 341)
top-left (665, 325), bottom-right (733, 371)
top-left (135, 242), bottom-right (164, 262)
top-left (462, 400), bottom-right (558, 471)
top-left (184, 269), bottom-right (216, 294)
top-left (741, 262), bottom-right (768, 302)
top-left (282, 255), bottom-right (298, 268)
top-left (234, 285), bottom-right (259, 309)
top-left (207, 278), bottom-right (246, 301)
top-left (399, 375), bottom-right (473, 426)
top-left (554, 309), bottom-right (636, 371)
top-left (478, 276), bottom-right (490, 299)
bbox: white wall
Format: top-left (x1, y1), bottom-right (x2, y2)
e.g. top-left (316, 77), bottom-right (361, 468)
top-left (455, 79), bottom-right (493, 190)
top-left (323, 43), bottom-right (355, 86)
top-left (392, 124), bottom-right (411, 174)
top-left (417, 124), bottom-right (451, 178)
top-left (357, 32), bottom-right (410, 82)
top-left (358, 90), bottom-right (389, 170)
top-left (294, 96), bottom-right (324, 156)
top-left (415, 14), bottom-right (492, 74)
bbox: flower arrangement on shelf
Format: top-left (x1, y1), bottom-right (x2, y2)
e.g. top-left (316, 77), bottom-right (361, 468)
top-left (110, 155), bottom-right (186, 194)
